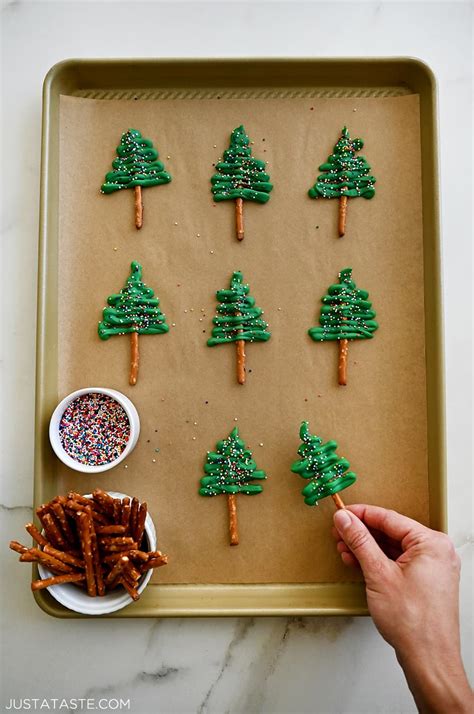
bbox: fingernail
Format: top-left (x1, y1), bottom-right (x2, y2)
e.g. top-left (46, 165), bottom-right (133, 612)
top-left (334, 509), bottom-right (351, 530)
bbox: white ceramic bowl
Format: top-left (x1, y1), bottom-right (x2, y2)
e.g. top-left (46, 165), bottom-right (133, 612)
top-left (49, 387), bottom-right (140, 474)
top-left (37, 492), bottom-right (156, 615)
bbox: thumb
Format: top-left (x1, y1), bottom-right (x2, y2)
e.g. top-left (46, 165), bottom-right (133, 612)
top-left (334, 509), bottom-right (389, 583)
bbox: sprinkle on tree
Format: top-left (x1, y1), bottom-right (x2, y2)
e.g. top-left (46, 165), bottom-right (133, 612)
top-left (291, 422), bottom-right (357, 510)
top-left (308, 126), bottom-right (376, 237)
top-left (211, 125), bottom-right (273, 241)
top-left (207, 271), bottom-right (271, 385)
top-left (308, 267), bottom-right (378, 386)
top-left (98, 261), bottom-right (169, 385)
top-left (101, 129), bottom-right (171, 230)
top-left (200, 427), bottom-right (266, 545)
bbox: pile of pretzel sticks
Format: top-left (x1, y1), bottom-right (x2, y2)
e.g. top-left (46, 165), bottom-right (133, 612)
top-left (9, 489), bottom-right (167, 601)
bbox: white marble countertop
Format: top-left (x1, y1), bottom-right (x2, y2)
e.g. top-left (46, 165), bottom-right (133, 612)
top-left (1, 2), bottom-right (472, 712)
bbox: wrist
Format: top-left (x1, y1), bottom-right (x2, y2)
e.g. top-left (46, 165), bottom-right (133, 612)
top-left (396, 646), bottom-right (472, 714)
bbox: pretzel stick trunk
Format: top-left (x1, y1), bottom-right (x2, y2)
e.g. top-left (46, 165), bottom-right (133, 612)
top-left (235, 197), bottom-right (244, 241)
top-left (227, 494), bottom-right (239, 546)
top-left (338, 339), bottom-right (349, 386)
top-left (338, 194), bottom-right (348, 237)
top-left (135, 186), bottom-right (143, 230)
top-left (235, 310), bottom-right (246, 385)
top-left (129, 330), bottom-right (139, 386)
top-left (236, 340), bottom-right (246, 385)
top-left (331, 493), bottom-right (346, 510)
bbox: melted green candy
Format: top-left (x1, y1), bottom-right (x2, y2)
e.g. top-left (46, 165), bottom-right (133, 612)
top-left (308, 267), bottom-right (378, 342)
top-left (308, 126), bottom-right (376, 200)
top-left (211, 125), bottom-right (273, 203)
top-left (101, 129), bottom-right (171, 193)
top-left (291, 422), bottom-right (357, 506)
top-left (207, 271), bottom-right (271, 346)
top-left (200, 427), bottom-right (266, 497)
top-left (98, 261), bottom-right (169, 339)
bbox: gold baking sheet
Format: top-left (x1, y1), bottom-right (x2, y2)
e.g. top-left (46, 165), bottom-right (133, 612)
top-left (55, 92), bottom-right (427, 585)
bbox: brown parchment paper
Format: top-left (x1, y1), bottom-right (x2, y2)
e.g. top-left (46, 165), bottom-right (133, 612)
top-left (57, 93), bottom-right (428, 584)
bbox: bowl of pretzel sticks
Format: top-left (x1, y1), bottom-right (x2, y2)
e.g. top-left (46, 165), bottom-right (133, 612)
top-left (9, 489), bottom-right (168, 615)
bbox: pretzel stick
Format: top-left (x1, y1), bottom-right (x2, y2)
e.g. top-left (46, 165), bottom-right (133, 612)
top-left (9, 540), bottom-right (28, 554)
top-left (96, 525), bottom-right (127, 536)
top-left (124, 560), bottom-right (141, 582)
top-left (338, 339), bottom-right (349, 386)
top-left (43, 545), bottom-right (84, 569)
top-left (134, 503), bottom-right (147, 547)
top-left (87, 507), bottom-right (105, 596)
top-left (100, 541), bottom-right (138, 553)
top-left (331, 493), bottom-right (346, 510)
top-left (121, 498), bottom-right (131, 531)
top-left (67, 492), bottom-right (91, 507)
top-left (129, 331), bottom-right (139, 386)
top-left (105, 556), bottom-right (129, 587)
top-left (113, 499), bottom-right (122, 524)
top-left (235, 310), bottom-right (246, 385)
top-left (50, 501), bottom-right (75, 544)
top-left (98, 536), bottom-right (136, 547)
top-left (236, 339), bottom-right (246, 385)
top-left (102, 550), bottom-right (135, 565)
top-left (20, 548), bottom-right (72, 573)
top-left (31, 573), bottom-right (85, 591)
top-left (140, 555), bottom-right (168, 573)
top-left (134, 185), bottom-right (143, 230)
top-left (118, 576), bottom-right (140, 601)
top-left (78, 512), bottom-right (97, 597)
top-left (227, 494), bottom-right (239, 546)
top-left (338, 193), bottom-right (348, 237)
top-left (128, 550), bottom-right (150, 563)
top-left (66, 499), bottom-right (109, 525)
top-left (25, 523), bottom-right (49, 547)
top-left (40, 513), bottom-right (67, 549)
top-left (92, 489), bottom-right (115, 516)
top-left (130, 498), bottom-right (139, 537)
top-left (235, 197), bottom-right (244, 241)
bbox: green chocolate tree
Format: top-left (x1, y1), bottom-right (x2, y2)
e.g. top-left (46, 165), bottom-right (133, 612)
top-left (211, 125), bottom-right (273, 241)
top-left (308, 267), bottom-right (378, 386)
top-left (98, 261), bottom-right (169, 385)
top-left (308, 126), bottom-right (376, 237)
top-left (207, 271), bottom-right (271, 385)
top-left (200, 426), bottom-right (266, 545)
top-left (291, 422), bottom-right (357, 508)
top-left (101, 129), bottom-right (171, 230)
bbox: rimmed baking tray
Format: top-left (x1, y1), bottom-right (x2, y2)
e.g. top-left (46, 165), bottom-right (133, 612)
top-left (35, 58), bottom-right (444, 617)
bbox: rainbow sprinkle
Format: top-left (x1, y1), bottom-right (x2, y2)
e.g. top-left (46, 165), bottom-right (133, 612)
top-left (59, 393), bottom-right (130, 466)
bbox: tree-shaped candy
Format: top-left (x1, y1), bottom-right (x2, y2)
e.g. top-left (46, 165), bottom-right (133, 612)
top-left (309, 267), bottom-right (378, 386)
top-left (101, 129), bottom-right (171, 230)
top-left (98, 261), bottom-right (169, 385)
top-left (211, 125), bottom-right (272, 241)
top-left (291, 422), bottom-right (357, 510)
top-left (308, 126), bottom-right (376, 237)
top-left (207, 271), bottom-right (271, 384)
top-left (200, 427), bottom-right (266, 545)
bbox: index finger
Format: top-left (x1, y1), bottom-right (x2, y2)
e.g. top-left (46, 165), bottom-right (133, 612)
top-left (345, 504), bottom-right (431, 544)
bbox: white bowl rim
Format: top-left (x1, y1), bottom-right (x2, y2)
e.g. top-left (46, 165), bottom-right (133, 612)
top-left (49, 387), bottom-right (140, 474)
top-left (37, 492), bottom-right (156, 615)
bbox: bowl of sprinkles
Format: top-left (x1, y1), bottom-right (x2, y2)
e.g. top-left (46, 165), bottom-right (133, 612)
top-left (49, 388), bottom-right (140, 473)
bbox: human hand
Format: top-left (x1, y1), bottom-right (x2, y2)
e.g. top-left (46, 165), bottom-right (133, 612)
top-left (332, 505), bottom-right (472, 714)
